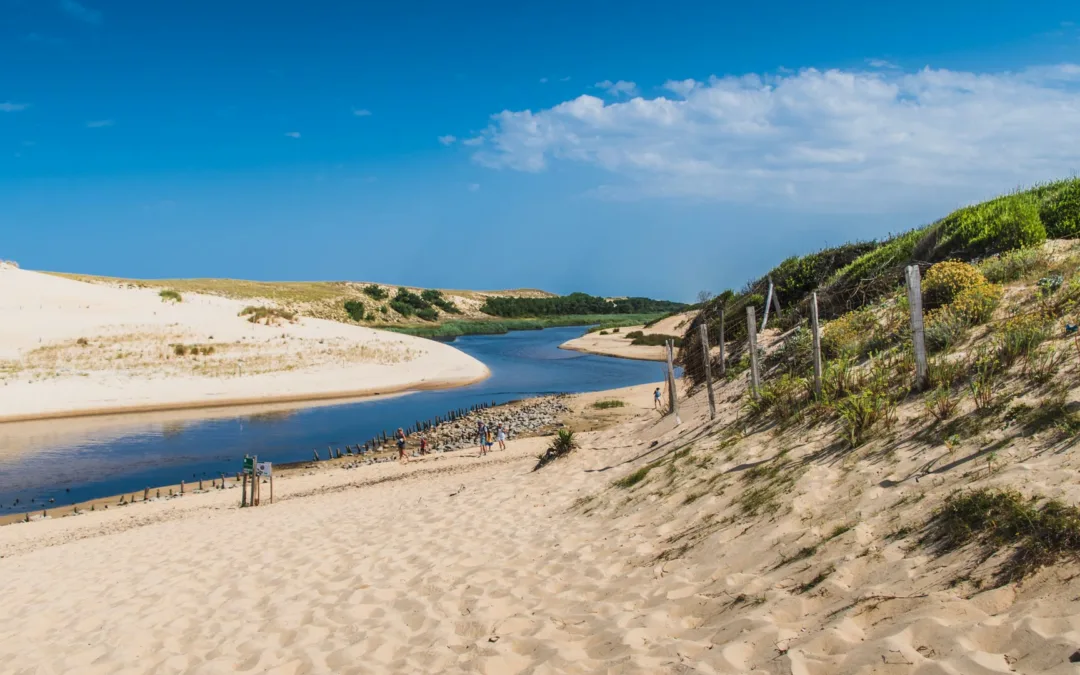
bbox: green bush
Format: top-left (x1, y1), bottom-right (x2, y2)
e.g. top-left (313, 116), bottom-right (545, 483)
top-left (592, 399), bottom-right (626, 409)
top-left (415, 307), bottom-right (439, 321)
top-left (923, 261), bottom-right (986, 308)
top-left (362, 285), bottom-right (389, 300)
top-left (630, 333), bottom-right (681, 347)
top-left (481, 292), bottom-right (685, 318)
top-left (421, 289), bottom-right (462, 314)
top-left (344, 300), bottom-right (367, 322)
top-left (924, 307), bottom-right (968, 353)
top-left (626, 330), bottom-right (644, 339)
top-left (979, 247), bottom-right (1050, 283)
top-left (821, 307), bottom-right (878, 358)
top-left (159, 289), bottom-right (182, 303)
top-left (389, 300), bottom-right (415, 317)
top-left (951, 283), bottom-right (1002, 325)
top-left (1038, 178), bottom-right (1080, 238)
top-left (996, 312), bottom-right (1053, 365)
top-left (935, 194), bottom-right (1046, 258)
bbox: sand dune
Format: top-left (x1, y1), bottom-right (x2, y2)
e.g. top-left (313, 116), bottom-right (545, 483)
top-left (559, 312), bottom-right (695, 362)
top-left (0, 266), bottom-right (488, 422)
top-left (5, 373), bottom-right (1080, 673)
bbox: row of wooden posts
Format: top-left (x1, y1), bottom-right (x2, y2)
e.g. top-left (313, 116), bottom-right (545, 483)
top-left (670, 265), bottom-right (932, 421)
top-left (308, 400), bottom-right (501, 462)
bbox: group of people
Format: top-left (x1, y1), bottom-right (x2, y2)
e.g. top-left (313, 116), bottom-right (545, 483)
top-left (392, 419), bottom-right (508, 463)
top-left (476, 420), bottom-right (507, 457)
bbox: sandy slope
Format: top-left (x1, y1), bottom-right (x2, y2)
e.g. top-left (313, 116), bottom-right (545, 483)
top-left (560, 312), bottom-right (695, 361)
top-left (0, 266), bottom-right (488, 422)
top-left (6, 365), bottom-right (1080, 673)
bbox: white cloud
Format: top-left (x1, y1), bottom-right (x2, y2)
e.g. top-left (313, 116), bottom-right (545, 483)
top-left (86, 119), bottom-right (113, 128)
top-left (60, 0), bottom-right (102, 24)
top-left (284, 131), bottom-right (301, 138)
top-left (539, 77), bottom-right (549, 84)
top-left (560, 76), bottom-right (571, 82)
top-left (352, 108), bottom-right (372, 116)
top-left (663, 79), bottom-right (697, 97)
top-left (461, 136), bottom-right (484, 147)
top-left (475, 64), bottom-right (1080, 211)
top-left (866, 58), bottom-right (898, 69)
top-left (0, 102), bottom-right (29, 113)
top-left (438, 134), bottom-right (457, 146)
top-left (468, 183), bottom-right (481, 192)
top-left (595, 79), bottom-right (638, 97)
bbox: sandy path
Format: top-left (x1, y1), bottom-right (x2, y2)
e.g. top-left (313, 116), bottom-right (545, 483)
top-left (0, 267), bottom-right (487, 422)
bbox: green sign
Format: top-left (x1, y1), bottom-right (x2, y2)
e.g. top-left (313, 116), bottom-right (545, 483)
top-left (242, 456), bottom-right (255, 474)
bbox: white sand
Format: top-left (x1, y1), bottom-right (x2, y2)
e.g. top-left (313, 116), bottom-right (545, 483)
top-left (560, 312), bottom-right (694, 361)
top-left (5, 372), bottom-right (1080, 673)
top-left (0, 267), bottom-right (488, 421)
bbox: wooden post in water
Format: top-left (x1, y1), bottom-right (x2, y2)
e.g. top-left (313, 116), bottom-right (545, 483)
top-left (718, 308), bottom-right (726, 378)
top-left (810, 292), bottom-right (823, 399)
top-left (746, 306), bottom-right (760, 398)
top-left (699, 322), bottom-right (716, 420)
top-left (906, 265), bottom-right (929, 390)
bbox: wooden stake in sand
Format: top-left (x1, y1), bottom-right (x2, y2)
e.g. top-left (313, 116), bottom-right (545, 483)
top-left (699, 322), bottom-right (716, 420)
top-left (905, 265), bottom-right (929, 390)
top-left (760, 277), bottom-right (774, 332)
top-left (241, 472), bottom-right (248, 508)
top-left (718, 308), bottom-right (726, 378)
top-left (746, 306), bottom-right (760, 398)
top-left (810, 291), bottom-right (823, 399)
top-left (665, 340), bottom-right (681, 425)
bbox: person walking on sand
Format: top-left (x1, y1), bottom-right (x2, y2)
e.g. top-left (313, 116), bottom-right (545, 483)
top-left (419, 436), bottom-right (428, 455)
top-left (396, 427), bottom-right (409, 463)
top-left (478, 421), bottom-right (488, 457)
top-left (654, 387), bottom-right (662, 409)
top-left (496, 424), bottom-right (507, 451)
top-left (486, 428), bottom-right (495, 454)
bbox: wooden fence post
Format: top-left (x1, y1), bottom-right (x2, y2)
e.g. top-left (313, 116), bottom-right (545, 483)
top-left (665, 340), bottom-right (680, 422)
top-left (699, 322), bottom-right (716, 420)
top-left (718, 308), bottom-right (726, 377)
top-left (746, 306), bottom-right (761, 398)
top-left (905, 265), bottom-right (929, 390)
top-left (241, 473), bottom-right (248, 507)
top-left (761, 278), bottom-right (774, 332)
top-left (810, 291), bottom-right (823, 398)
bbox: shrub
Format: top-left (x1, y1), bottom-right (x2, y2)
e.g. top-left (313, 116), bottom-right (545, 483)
top-left (362, 284), bottom-right (389, 300)
top-left (626, 330), bottom-right (644, 340)
top-left (598, 330), bottom-right (609, 335)
top-left (935, 194), bottom-right (1046, 258)
top-left (76, 337), bottom-right (89, 347)
top-left (380, 305), bottom-right (389, 314)
top-left (631, 333), bottom-right (682, 347)
top-left (821, 307), bottom-right (878, 358)
top-left (1038, 178), bottom-right (1080, 238)
top-left (533, 428), bottom-right (578, 471)
top-left (592, 399), bottom-right (626, 409)
top-left (421, 289), bottom-right (461, 314)
top-left (834, 391), bottom-right (892, 447)
top-left (924, 307), bottom-right (968, 353)
top-left (159, 289), bottom-right (182, 303)
top-left (415, 307), bottom-right (439, 322)
top-left (614, 466), bottom-right (652, 488)
top-left (173, 344), bottom-right (187, 356)
top-left (997, 312), bottom-right (1053, 365)
top-left (239, 306), bottom-right (296, 325)
top-left (979, 247), bottom-right (1050, 283)
top-left (951, 283), bottom-right (1002, 325)
top-left (344, 300), bottom-right (367, 322)
top-left (746, 374), bottom-right (807, 425)
top-left (389, 300), bottom-right (414, 317)
top-left (925, 387), bottom-right (960, 421)
top-left (1025, 345), bottom-right (1064, 386)
top-left (923, 261), bottom-right (985, 308)
top-left (928, 356), bottom-right (966, 390)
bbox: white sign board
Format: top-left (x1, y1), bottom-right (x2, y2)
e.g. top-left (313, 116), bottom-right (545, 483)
top-left (256, 462), bottom-right (272, 477)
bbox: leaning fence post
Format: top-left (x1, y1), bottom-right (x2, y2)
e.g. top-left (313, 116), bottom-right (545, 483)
top-left (699, 322), bottom-right (716, 420)
top-left (718, 308), bottom-right (726, 377)
top-left (665, 340), bottom-right (680, 423)
top-left (761, 279), bottom-right (774, 332)
top-left (905, 265), bottom-right (929, 390)
top-left (810, 291), bottom-right (823, 398)
top-left (746, 306), bottom-right (761, 398)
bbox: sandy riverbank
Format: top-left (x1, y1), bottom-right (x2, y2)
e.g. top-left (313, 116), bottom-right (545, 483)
top-left (559, 311), bottom-right (693, 361)
top-left (5, 355), bottom-right (1080, 672)
top-left (0, 266), bottom-right (488, 423)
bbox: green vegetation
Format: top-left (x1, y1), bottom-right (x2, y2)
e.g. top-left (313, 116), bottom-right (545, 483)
top-left (158, 289), bottom-right (182, 303)
top-left (343, 300), bottom-right (369, 322)
top-left (923, 488), bottom-right (1080, 583)
top-left (533, 429), bottom-right (578, 471)
top-left (421, 289), bottom-right (461, 314)
top-left (481, 292), bottom-right (685, 318)
top-left (239, 306), bottom-right (296, 325)
top-left (614, 465), bottom-right (652, 489)
top-left (630, 333), bottom-right (682, 347)
top-left (385, 313), bottom-right (665, 340)
top-left (171, 343), bottom-right (215, 357)
top-left (592, 399), bottom-right (626, 410)
top-left (362, 284), bottom-right (389, 300)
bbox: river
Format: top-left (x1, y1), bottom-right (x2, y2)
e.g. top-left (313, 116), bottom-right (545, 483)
top-left (0, 326), bottom-right (673, 514)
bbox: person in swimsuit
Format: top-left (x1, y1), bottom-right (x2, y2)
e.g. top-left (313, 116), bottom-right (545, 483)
top-left (496, 424), bottom-right (506, 451)
top-left (654, 387), bottom-right (662, 409)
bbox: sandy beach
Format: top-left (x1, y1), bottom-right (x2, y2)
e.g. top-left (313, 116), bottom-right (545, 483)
top-left (5, 367), bottom-right (1080, 673)
top-left (0, 266), bottom-right (488, 422)
top-left (559, 312), bottom-right (693, 362)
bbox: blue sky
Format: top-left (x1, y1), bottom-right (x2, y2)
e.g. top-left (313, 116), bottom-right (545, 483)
top-left (2, 1), bottom-right (1079, 301)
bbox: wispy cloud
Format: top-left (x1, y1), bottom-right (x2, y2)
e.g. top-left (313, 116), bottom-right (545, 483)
top-left (866, 58), bottom-right (898, 69)
top-left (352, 108), bottom-right (372, 117)
top-left (86, 119), bottom-right (113, 128)
top-left (461, 136), bottom-right (484, 147)
top-left (284, 131), bottom-right (301, 138)
top-left (438, 134), bottom-right (457, 146)
top-left (467, 183), bottom-right (480, 192)
top-left (595, 79), bottom-right (638, 97)
top-left (560, 76), bottom-right (571, 82)
top-left (0, 102), bottom-right (30, 113)
top-left (539, 77), bottom-right (549, 84)
top-left (60, 0), bottom-right (102, 24)
top-left (475, 64), bottom-right (1080, 211)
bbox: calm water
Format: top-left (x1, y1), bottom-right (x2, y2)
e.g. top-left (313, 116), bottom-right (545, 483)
top-left (0, 326), bottom-right (671, 514)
